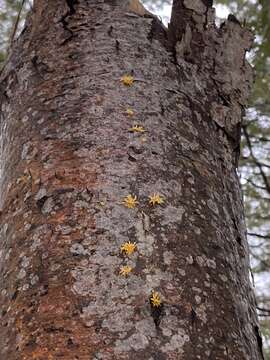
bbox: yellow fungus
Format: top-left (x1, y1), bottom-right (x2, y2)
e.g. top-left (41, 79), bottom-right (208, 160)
top-left (150, 291), bottom-right (162, 307)
top-left (121, 75), bottom-right (134, 86)
top-left (126, 108), bottom-right (135, 117)
top-left (121, 241), bottom-right (137, 256)
top-left (16, 175), bottom-right (30, 184)
top-left (149, 193), bottom-right (164, 206)
top-left (129, 125), bottom-right (146, 133)
top-left (119, 265), bottom-right (132, 276)
top-left (122, 194), bottom-right (138, 209)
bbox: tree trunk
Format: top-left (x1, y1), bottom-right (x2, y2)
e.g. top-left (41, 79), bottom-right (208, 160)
top-left (0, 0), bottom-right (264, 359)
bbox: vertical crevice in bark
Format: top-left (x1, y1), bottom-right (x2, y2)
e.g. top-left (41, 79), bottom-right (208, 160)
top-left (65, 0), bottom-right (79, 14)
top-left (59, 0), bottom-right (79, 45)
top-left (254, 325), bottom-right (265, 359)
top-left (147, 17), bottom-right (168, 49)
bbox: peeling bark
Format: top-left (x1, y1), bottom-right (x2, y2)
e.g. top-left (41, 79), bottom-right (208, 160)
top-left (0, 0), bottom-right (263, 359)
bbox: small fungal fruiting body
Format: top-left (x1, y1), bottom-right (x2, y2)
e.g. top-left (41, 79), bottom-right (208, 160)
top-left (129, 125), bottom-right (146, 133)
top-left (121, 241), bottom-right (137, 256)
top-left (16, 175), bottom-right (29, 184)
top-left (122, 194), bottom-right (138, 209)
top-left (121, 75), bottom-right (134, 86)
top-left (119, 265), bottom-right (132, 276)
top-left (126, 108), bottom-right (134, 117)
top-left (16, 170), bottom-right (31, 184)
top-left (150, 291), bottom-right (162, 307)
top-left (149, 193), bottom-right (164, 206)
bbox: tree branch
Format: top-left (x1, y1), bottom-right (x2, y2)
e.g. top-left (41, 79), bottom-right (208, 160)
top-left (245, 178), bottom-right (267, 191)
top-left (257, 306), bottom-right (270, 315)
top-left (9, 0), bottom-right (26, 49)
top-left (248, 232), bottom-right (270, 240)
top-left (250, 251), bottom-right (270, 270)
top-left (242, 125), bottom-right (270, 194)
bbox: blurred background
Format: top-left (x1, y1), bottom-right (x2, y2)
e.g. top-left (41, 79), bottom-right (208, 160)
top-left (0, 0), bottom-right (269, 357)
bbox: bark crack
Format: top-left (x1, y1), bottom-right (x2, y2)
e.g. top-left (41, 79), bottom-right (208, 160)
top-left (65, 0), bottom-right (78, 15)
top-left (59, 0), bottom-right (79, 45)
top-left (147, 16), bottom-right (168, 49)
top-left (149, 300), bottom-right (164, 327)
top-left (254, 325), bottom-right (265, 359)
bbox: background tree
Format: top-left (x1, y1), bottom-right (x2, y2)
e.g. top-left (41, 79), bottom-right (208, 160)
top-left (0, 0), bottom-right (30, 64)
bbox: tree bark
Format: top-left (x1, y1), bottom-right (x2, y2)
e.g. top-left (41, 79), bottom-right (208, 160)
top-left (0, 0), bottom-right (263, 359)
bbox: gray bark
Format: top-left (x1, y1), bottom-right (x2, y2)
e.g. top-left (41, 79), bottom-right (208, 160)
top-left (0, 0), bottom-right (263, 359)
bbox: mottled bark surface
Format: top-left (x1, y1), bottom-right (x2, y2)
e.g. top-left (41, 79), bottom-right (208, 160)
top-left (0, 0), bottom-right (263, 359)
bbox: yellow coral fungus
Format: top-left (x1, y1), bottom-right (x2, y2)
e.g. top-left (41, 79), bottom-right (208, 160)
top-left (122, 194), bottom-right (138, 209)
top-left (121, 75), bottom-right (134, 86)
top-left (126, 108), bottom-right (134, 117)
top-left (129, 125), bottom-right (146, 133)
top-left (149, 193), bottom-right (164, 206)
top-left (119, 265), bottom-right (132, 276)
top-left (121, 241), bottom-right (137, 256)
top-left (150, 291), bottom-right (162, 307)
top-left (16, 175), bottom-right (30, 184)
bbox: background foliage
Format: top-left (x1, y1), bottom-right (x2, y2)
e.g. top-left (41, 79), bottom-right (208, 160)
top-left (0, 0), bottom-right (269, 356)
top-left (0, 0), bottom-right (30, 63)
